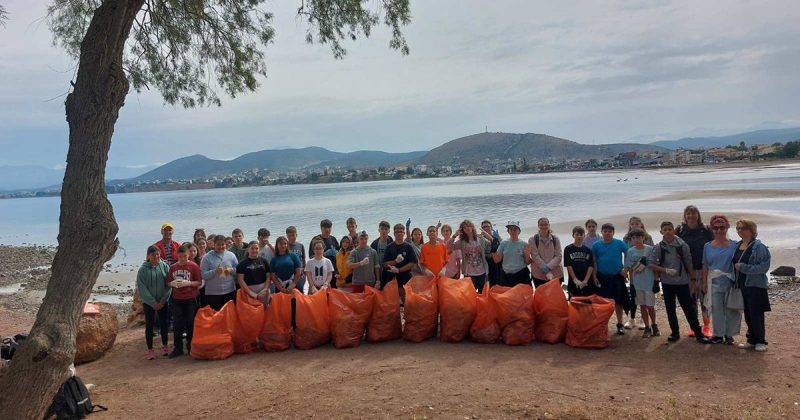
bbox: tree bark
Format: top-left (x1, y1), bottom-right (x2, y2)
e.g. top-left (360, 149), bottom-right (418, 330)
top-left (0, 0), bottom-right (143, 418)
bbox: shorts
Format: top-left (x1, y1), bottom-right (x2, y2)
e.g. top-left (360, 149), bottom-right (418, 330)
top-left (635, 289), bottom-right (656, 307)
top-left (597, 272), bottom-right (628, 306)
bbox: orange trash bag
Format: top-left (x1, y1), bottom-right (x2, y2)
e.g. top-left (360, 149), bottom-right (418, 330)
top-left (490, 284), bottom-right (535, 346)
top-left (233, 289), bottom-right (265, 353)
top-left (403, 275), bottom-right (439, 342)
top-left (190, 305), bottom-right (234, 360)
top-left (293, 289), bottom-right (331, 349)
top-left (533, 279), bottom-right (569, 344)
top-left (259, 292), bottom-right (293, 351)
top-left (328, 288), bottom-right (375, 348)
top-left (366, 281), bottom-right (402, 342)
top-left (437, 277), bottom-right (477, 342)
top-left (566, 294), bottom-right (615, 349)
top-left (470, 285), bottom-right (500, 344)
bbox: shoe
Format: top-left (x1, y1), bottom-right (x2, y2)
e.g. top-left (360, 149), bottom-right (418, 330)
top-left (616, 323), bottom-right (625, 335)
top-left (754, 344), bottom-right (768, 352)
top-left (146, 349), bottom-right (155, 360)
top-left (687, 329), bottom-right (696, 338)
top-left (702, 321), bottom-right (712, 338)
top-left (168, 349), bottom-right (184, 359)
top-left (738, 342), bottom-right (755, 349)
top-left (667, 334), bottom-right (680, 343)
top-left (642, 327), bottom-right (652, 338)
top-left (696, 336), bottom-right (710, 344)
top-left (724, 336), bottom-right (734, 345)
top-left (161, 345), bottom-right (170, 357)
top-left (651, 324), bottom-right (661, 337)
top-left (623, 319), bottom-right (633, 329)
top-left (709, 336), bottom-right (724, 344)
top-left (637, 319), bottom-right (646, 330)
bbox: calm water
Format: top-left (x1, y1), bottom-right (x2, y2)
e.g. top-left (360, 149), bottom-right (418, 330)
top-left (1, 163), bottom-right (798, 266)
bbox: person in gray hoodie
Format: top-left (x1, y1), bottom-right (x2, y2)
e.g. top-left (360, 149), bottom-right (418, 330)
top-left (651, 221), bottom-right (709, 344)
top-left (200, 235), bottom-right (239, 310)
top-left (136, 245), bottom-right (172, 359)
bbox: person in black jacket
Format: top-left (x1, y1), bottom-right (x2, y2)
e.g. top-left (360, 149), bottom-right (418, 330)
top-left (675, 205), bottom-right (714, 338)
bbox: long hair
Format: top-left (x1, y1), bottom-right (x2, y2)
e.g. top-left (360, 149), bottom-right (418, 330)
top-left (683, 205), bottom-right (704, 226)
top-left (274, 236), bottom-right (290, 256)
top-left (459, 219), bottom-right (477, 242)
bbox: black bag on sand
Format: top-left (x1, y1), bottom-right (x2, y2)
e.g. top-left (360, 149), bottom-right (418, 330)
top-left (0, 332), bottom-right (28, 360)
top-left (49, 375), bottom-right (107, 419)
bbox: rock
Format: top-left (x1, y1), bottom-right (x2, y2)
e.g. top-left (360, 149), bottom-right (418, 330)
top-left (75, 302), bottom-right (118, 365)
top-left (126, 288), bottom-right (145, 328)
top-left (770, 266), bottom-right (796, 277)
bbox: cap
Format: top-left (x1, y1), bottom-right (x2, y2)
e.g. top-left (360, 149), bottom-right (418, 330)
top-left (161, 223), bottom-right (174, 231)
top-left (146, 245), bottom-right (159, 254)
top-left (601, 223), bottom-right (615, 231)
top-left (358, 230), bottom-right (369, 238)
top-left (505, 221), bottom-right (521, 230)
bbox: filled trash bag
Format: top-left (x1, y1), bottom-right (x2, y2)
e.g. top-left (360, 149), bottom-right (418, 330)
top-left (470, 286), bottom-right (500, 344)
top-left (403, 275), bottom-right (439, 342)
top-left (329, 288), bottom-right (374, 348)
top-left (366, 281), bottom-right (403, 342)
top-left (566, 294), bottom-right (615, 349)
top-left (490, 285), bottom-right (535, 346)
top-left (533, 279), bottom-right (569, 344)
top-left (259, 292), bottom-right (292, 352)
top-left (293, 289), bottom-right (331, 349)
top-left (191, 304), bottom-right (234, 360)
top-left (234, 289), bottom-right (265, 353)
top-left (437, 277), bottom-right (477, 342)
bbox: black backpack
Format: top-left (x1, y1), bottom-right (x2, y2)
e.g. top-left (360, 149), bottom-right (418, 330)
top-left (0, 333), bottom-right (27, 360)
top-left (49, 376), bottom-right (107, 419)
top-left (658, 242), bottom-right (688, 276)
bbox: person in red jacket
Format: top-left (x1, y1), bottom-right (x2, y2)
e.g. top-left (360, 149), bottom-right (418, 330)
top-left (167, 245), bottom-right (202, 358)
top-left (155, 222), bottom-right (180, 265)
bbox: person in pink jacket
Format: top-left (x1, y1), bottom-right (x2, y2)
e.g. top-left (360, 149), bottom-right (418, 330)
top-left (529, 217), bottom-right (563, 288)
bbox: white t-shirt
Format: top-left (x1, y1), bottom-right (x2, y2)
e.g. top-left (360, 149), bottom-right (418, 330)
top-left (259, 245), bottom-right (275, 264)
top-left (305, 257), bottom-right (334, 288)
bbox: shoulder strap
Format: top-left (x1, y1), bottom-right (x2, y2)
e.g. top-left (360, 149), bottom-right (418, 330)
top-left (534, 234), bottom-right (539, 248)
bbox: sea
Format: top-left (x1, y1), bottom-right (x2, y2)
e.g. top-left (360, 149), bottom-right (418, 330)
top-left (1, 163), bottom-right (799, 268)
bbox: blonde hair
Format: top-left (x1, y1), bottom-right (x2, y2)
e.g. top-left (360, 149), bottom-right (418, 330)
top-left (736, 219), bottom-right (758, 238)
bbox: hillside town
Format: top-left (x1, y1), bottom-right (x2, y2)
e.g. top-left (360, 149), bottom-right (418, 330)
top-left (3, 141), bottom-right (798, 199)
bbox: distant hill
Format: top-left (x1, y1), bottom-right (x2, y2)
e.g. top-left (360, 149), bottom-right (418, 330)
top-left (416, 132), bottom-right (667, 165)
top-left (131, 147), bottom-right (428, 182)
top-left (650, 127), bottom-right (800, 150)
top-left (0, 165), bottom-right (150, 192)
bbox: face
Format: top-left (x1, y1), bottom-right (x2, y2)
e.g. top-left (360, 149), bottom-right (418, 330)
top-left (321, 226), bottom-right (332, 236)
top-left (736, 224), bottom-right (751, 240)
top-left (601, 228), bottom-right (614, 241)
top-left (162, 227), bottom-right (173, 240)
top-left (379, 226), bottom-right (390, 237)
top-left (661, 225), bottom-right (675, 239)
top-left (214, 240), bottom-right (227, 253)
top-left (630, 219), bottom-right (643, 230)
top-left (277, 239), bottom-right (288, 252)
top-left (507, 226), bottom-right (520, 238)
top-left (631, 235), bottom-right (644, 247)
top-left (412, 229), bottom-right (422, 243)
top-left (347, 221), bottom-right (357, 232)
top-left (711, 222), bottom-right (728, 238)
top-left (232, 232), bottom-right (244, 244)
top-left (393, 228), bottom-right (405, 243)
top-left (481, 222), bottom-right (492, 234)
top-left (188, 247), bottom-right (198, 260)
top-left (538, 219), bottom-right (550, 233)
top-left (358, 236), bottom-right (368, 247)
top-left (685, 210), bottom-right (699, 225)
top-left (197, 240), bottom-right (207, 253)
top-left (147, 252), bottom-right (160, 265)
top-left (586, 224), bottom-right (597, 234)
top-left (442, 227), bottom-right (452, 238)
top-left (462, 225), bottom-right (472, 236)
top-left (341, 238), bottom-right (351, 250)
top-left (258, 235), bottom-right (268, 246)
top-left (573, 231), bottom-right (584, 244)
top-left (286, 231), bottom-right (297, 243)
top-left (248, 243), bottom-right (260, 258)
top-left (177, 250), bottom-right (189, 264)
top-left (314, 244), bottom-right (324, 257)
top-left (427, 228), bottom-right (437, 242)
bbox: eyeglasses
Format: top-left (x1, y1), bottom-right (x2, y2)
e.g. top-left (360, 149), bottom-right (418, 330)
top-left (735, 226), bottom-right (747, 231)
top-left (711, 226), bottom-right (727, 231)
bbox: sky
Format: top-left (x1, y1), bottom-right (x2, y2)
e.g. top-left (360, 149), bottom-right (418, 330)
top-left (1, 0), bottom-right (799, 171)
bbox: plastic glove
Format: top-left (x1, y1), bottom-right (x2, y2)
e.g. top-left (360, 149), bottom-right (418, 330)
top-left (540, 264), bottom-right (550, 274)
top-left (438, 267), bottom-right (447, 277)
top-left (545, 272), bottom-right (554, 280)
top-left (665, 268), bottom-right (678, 276)
top-left (181, 280), bottom-right (193, 288)
top-left (360, 257), bottom-right (370, 267)
top-left (405, 218), bottom-right (411, 230)
top-left (324, 248), bottom-right (338, 258)
top-left (492, 229), bottom-right (500, 239)
top-left (423, 268), bottom-right (434, 276)
top-left (168, 280), bottom-right (179, 288)
top-left (395, 254), bottom-right (404, 263)
top-left (389, 266), bottom-right (400, 274)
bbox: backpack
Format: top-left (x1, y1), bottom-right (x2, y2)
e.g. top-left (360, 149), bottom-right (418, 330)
top-left (533, 234), bottom-right (558, 249)
top-left (0, 333), bottom-right (27, 360)
top-left (49, 376), bottom-right (107, 419)
top-left (658, 242), bottom-right (688, 276)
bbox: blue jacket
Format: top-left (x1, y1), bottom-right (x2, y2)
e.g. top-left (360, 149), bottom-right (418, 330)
top-left (736, 239), bottom-right (771, 289)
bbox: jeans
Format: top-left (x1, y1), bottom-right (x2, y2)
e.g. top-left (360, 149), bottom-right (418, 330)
top-left (743, 286), bottom-right (770, 345)
top-left (710, 282), bottom-right (742, 337)
top-left (143, 303), bottom-right (169, 349)
top-left (662, 283), bottom-right (702, 337)
top-left (171, 298), bottom-right (198, 352)
top-left (500, 267), bottom-right (530, 287)
top-left (205, 291), bottom-right (236, 311)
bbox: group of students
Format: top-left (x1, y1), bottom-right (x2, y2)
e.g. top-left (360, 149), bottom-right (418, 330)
top-left (137, 206), bottom-right (773, 359)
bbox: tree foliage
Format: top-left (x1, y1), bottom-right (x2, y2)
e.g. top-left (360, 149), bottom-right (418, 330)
top-left (48, 0), bottom-right (410, 107)
top-left (0, 4), bottom-right (8, 26)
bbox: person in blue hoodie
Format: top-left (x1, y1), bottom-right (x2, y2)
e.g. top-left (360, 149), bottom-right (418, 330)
top-left (733, 219), bottom-right (772, 352)
top-left (136, 245), bottom-right (171, 360)
top-left (200, 235), bottom-right (239, 310)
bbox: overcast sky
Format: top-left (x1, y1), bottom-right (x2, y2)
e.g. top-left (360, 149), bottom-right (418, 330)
top-left (1, 0), bottom-right (799, 170)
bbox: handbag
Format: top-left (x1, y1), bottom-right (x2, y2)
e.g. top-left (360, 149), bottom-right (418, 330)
top-left (726, 285), bottom-right (744, 311)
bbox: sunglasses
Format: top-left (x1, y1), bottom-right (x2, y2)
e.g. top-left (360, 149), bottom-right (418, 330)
top-left (711, 226), bottom-right (727, 231)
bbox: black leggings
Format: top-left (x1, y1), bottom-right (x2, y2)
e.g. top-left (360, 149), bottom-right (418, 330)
top-left (171, 298), bottom-right (198, 351)
top-left (470, 274), bottom-right (487, 293)
top-left (143, 303), bottom-right (169, 349)
top-left (204, 291), bottom-right (236, 311)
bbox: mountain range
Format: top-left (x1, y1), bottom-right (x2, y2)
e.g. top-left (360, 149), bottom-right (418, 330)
top-left (648, 127), bottom-right (800, 150)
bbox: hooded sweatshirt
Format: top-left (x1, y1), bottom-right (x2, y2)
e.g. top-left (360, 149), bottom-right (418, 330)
top-left (528, 233), bottom-right (563, 281)
top-left (653, 236), bottom-right (693, 286)
top-left (136, 260), bottom-right (171, 307)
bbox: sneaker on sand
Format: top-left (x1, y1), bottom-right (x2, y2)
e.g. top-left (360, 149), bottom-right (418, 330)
top-left (637, 319), bottom-right (646, 330)
top-left (146, 349), bottom-right (155, 360)
top-left (687, 329), bottom-right (696, 338)
top-left (724, 336), bottom-right (734, 345)
top-left (754, 344), bottom-right (768, 352)
top-left (696, 336), bottom-right (711, 344)
top-left (702, 324), bottom-right (712, 338)
top-left (709, 336), bottom-right (724, 344)
top-left (738, 342), bottom-right (755, 350)
top-left (616, 323), bottom-right (625, 335)
top-left (623, 319), bottom-right (633, 329)
top-left (642, 327), bottom-right (652, 338)
top-left (667, 334), bottom-right (680, 343)
top-left (168, 349), bottom-right (184, 359)
top-left (651, 324), bottom-right (661, 337)
top-left (161, 345), bottom-right (170, 357)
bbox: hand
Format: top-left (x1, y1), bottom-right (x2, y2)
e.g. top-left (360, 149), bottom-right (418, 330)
top-left (455, 229), bottom-right (462, 237)
top-left (153, 302), bottom-right (163, 310)
top-left (594, 279), bottom-right (601, 288)
top-left (406, 218), bottom-right (411, 229)
top-left (178, 280), bottom-right (191, 288)
top-left (665, 268), bottom-right (678, 276)
top-left (734, 263), bottom-right (742, 272)
top-left (492, 229), bottom-right (500, 239)
top-left (438, 267), bottom-right (446, 277)
top-left (360, 257), bottom-right (370, 267)
top-left (215, 265), bottom-right (224, 275)
top-left (540, 264), bottom-right (550, 274)
top-left (249, 290), bottom-right (258, 298)
top-left (636, 265), bottom-right (646, 273)
top-left (168, 280), bottom-right (179, 288)
top-left (395, 254), bottom-right (404, 263)
top-left (389, 266), bottom-right (400, 274)
top-left (437, 221), bottom-right (442, 229)
top-left (423, 268), bottom-right (434, 276)
top-left (545, 272), bottom-right (554, 280)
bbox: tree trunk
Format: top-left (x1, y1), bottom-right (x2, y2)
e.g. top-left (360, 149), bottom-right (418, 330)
top-left (0, 0), bottom-right (143, 418)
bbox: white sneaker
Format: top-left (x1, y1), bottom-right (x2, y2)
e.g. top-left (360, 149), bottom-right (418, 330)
top-left (623, 319), bottom-right (633, 329)
top-left (737, 342), bottom-right (755, 349)
top-left (754, 344), bottom-right (768, 352)
top-left (636, 319), bottom-right (646, 330)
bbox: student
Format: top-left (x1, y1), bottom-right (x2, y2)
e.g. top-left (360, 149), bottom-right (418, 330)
top-left (652, 221), bottom-right (709, 344)
top-left (154, 223), bottom-right (179, 265)
top-left (624, 229), bottom-right (659, 338)
top-left (345, 217), bottom-right (359, 245)
top-left (182, 241), bottom-right (200, 265)
top-left (193, 228), bottom-right (206, 244)
top-left (584, 219), bottom-right (601, 249)
top-left (336, 235), bottom-right (354, 291)
top-left (529, 217), bottom-right (563, 288)
top-left (193, 238), bottom-right (207, 262)
top-left (310, 219), bottom-right (340, 287)
top-left (702, 214), bottom-right (739, 345)
top-left (492, 221), bottom-right (532, 287)
top-left (407, 226), bottom-right (425, 275)
top-left (193, 238), bottom-right (207, 307)
top-left (481, 220), bottom-right (502, 286)
top-left (675, 205), bottom-right (714, 338)
top-left (228, 228), bottom-right (248, 262)
top-left (446, 220), bottom-right (490, 292)
top-left (257, 228), bottom-right (275, 263)
top-left (286, 226), bottom-right (307, 293)
top-left (199, 235), bottom-right (238, 310)
top-left (564, 226), bottom-right (596, 299)
top-left (382, 223), bottom-right (419, 302)
top-left (137, 245), bottom-right (171, 359)
top-left (236, 241), bottom-right (271, 304)
top-left (271, 236), bottom-right (304, 294)
top-left (733, 219), bottom-right (772, 352)
top-left (419, 225), bottom-right (448, 277)
top-left (167, 245), bottom-right (202, 358)
top-left (591, 223), bottom-right (629, 335)
top-left (306, 241), bottom-right (335, 294)
top-left (371, 221), bottom-right (392, 287)
top-left (224, 237), bottom-right (233, 249)
top-left (440, 224), bottom-right (461, 279)
top-left (621, 216), bottom-right (654, 330)
top-left (348, 231), bottom-right (380, 293)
